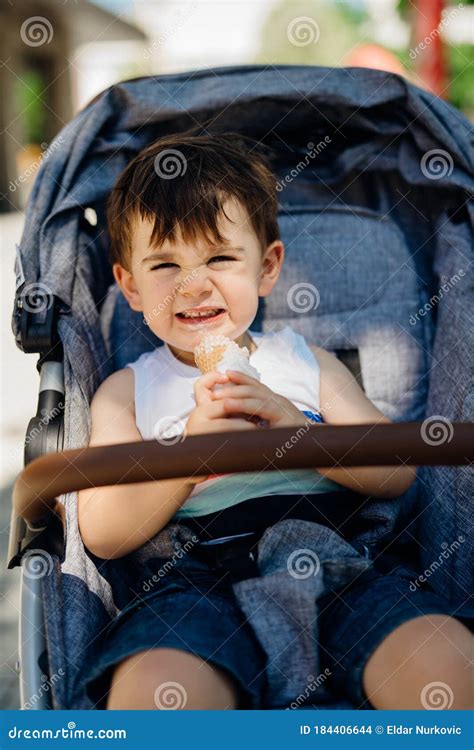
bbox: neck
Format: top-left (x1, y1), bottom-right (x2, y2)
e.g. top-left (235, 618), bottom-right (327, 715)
top-left (246, 331), bottom-right (257, 355)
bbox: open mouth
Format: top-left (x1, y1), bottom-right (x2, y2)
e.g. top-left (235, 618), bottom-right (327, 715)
top-left (176, 308), bottom-right (226, 324)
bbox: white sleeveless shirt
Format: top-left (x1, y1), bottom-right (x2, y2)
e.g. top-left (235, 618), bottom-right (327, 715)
top-left (125, 325), bottom-right (344, 518)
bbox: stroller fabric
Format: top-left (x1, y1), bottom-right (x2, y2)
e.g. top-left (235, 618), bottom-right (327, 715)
top-left (11, 65), bottom-right (473, 709)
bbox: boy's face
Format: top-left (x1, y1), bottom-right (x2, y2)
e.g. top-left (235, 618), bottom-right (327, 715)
top-left (113, 198), bottom-right (284, 366)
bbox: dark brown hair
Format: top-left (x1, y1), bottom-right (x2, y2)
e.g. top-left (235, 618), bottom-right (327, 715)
top-left (106, 130), bottom-right (280, 270)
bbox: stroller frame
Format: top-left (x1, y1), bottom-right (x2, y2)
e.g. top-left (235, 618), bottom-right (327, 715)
top-left (6, 64), bottom-right (474, 710)
top-left (8, 294), bottom-right (473, 709)
top-left (9, 295), bottom-right (65, 709)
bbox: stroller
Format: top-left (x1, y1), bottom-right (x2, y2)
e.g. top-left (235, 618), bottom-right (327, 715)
top-left (7, 64), bottom-right (474, 710)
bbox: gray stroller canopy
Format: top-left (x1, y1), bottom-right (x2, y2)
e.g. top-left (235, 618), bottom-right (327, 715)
top-left (11, 65), bottom-right (473, 710)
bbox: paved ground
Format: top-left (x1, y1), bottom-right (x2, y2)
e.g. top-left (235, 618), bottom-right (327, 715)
top-left (1, 212), bottom-right (39, 709)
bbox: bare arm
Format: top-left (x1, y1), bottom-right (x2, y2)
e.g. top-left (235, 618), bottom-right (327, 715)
top-left (77, 368), bottom-right (196, 560)
top-left (312, 346), bottom-right (417, 499)
top-left (78, 369), bottom-right (257, 560)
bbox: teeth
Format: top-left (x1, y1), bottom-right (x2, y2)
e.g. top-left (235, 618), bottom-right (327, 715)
top-left (181, 309), bottom-right (221, 318)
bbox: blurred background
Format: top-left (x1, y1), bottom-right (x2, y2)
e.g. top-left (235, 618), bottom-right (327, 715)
top-left (1, 0), bottom-right (473, 709)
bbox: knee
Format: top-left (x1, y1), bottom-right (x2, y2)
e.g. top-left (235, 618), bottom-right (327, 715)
top-left (107, 648), bottom-right (239, 710)
top-left (411, 615), bottom-right (473, 709)
top-left (150, 649), bottom-right (239, 710)
top-left (363, 614), bottom-right (473, 709)
top-left (409, 615), bottom-right (474, 709)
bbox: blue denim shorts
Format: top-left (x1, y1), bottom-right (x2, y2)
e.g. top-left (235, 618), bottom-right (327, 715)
top-left (82, 542), bottom-right (473, 710)
top-left (83, 554), bottom-right (269, 710)
top-left (316, 553), bottom-right (473, 708)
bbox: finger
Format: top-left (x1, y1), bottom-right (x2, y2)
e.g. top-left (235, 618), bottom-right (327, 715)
top-left (205, 399), bottom-right (232, 418)
top-left (222, 397), bottom-right (278, 421)
top-left (210, 381), bottom-right (236, 395)
top-left (194, 371), bottom-right (229, 404)
top-left (224, 370), bottom-right (261, 385)
top-left (194, 398), bottom-right (235, 420)
top-left (197, 371), bottom-right (230, 389)
top-left (211, 385), bottom-right (255, 400)
top-left (213, 418), bottom-right (259, 431)
top-left (199, 398), bottom-right (261, 424)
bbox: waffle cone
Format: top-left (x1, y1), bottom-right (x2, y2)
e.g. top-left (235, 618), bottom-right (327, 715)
top-left (194, 344), bottom-right (229, 373)
top-left (193, 334), bottom-right (249, 374)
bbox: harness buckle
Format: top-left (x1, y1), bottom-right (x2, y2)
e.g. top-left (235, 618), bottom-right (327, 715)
top-left (191, 532), bottom-right (261, 582)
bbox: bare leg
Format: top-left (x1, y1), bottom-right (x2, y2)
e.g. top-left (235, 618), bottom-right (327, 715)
top-left (106, 647), bottom-right (240, 710)
top-left (362, 614), bottom-right (473, 709)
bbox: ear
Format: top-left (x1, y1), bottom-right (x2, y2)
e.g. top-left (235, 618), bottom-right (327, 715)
top-left (258, 240), bottom-right (285, 297)
top-left (112, 263), bottom-right (143, 312)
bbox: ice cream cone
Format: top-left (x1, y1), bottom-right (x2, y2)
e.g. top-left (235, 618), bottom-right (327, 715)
top-left (193, 334), bottom-right (268, 427)
top-left (193, 334), bottom-right (261, 379)
top-left (193, 335), bottom-right (246, 374)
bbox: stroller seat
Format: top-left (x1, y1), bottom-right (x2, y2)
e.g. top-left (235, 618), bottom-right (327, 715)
top-left (101, 202), bottom-right (429, 543)
top-left (8, 65), bottom-right (473, 710)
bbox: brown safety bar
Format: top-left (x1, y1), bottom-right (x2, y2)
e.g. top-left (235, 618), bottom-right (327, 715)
top-left (12, 421), bottom-right (473, 532)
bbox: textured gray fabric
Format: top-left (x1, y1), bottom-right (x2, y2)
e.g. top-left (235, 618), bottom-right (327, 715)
top-left (418, 210), bottom-right (474, 600)
top-left (10, 65), bottom-right (473, 710)
top-left (127, 518), bottom-right (373, 709)
top-left (232, 520), bottom-right (373, 709)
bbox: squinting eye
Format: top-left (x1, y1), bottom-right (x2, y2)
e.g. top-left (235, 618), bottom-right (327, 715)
top-left (150, 263), bottom-right (177, 270)
top-left (209, 255), bottom-right (235, 264)
top-left (149, 256), bottom-right (236, 272)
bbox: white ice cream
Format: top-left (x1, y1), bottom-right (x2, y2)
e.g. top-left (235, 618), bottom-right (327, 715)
top-left (214, 349), bottom-right (261, 381)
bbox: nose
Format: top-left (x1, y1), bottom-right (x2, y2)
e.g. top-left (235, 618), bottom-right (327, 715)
top-left (176, 262), bottom-right (213, 294)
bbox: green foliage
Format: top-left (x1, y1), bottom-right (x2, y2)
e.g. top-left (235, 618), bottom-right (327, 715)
top-left (398, 0), bottom-right (474, 13)
top-left (446, 44), bottom-right (474, 112)
top-left (14, 71), bottom-right (47, 144)
top-left (394, 9), bottom-right (473, 114)
top-left (254, 0), bottom-right (363, 67)
top-left (255, 0), bottom-right (473, 116)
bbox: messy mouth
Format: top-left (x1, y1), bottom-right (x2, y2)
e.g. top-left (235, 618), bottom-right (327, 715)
top-left (176, 308), bottom-right (226, 322)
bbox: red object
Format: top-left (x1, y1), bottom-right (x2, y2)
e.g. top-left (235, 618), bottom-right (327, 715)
top-left (413, 0), bottom-right (448, 98)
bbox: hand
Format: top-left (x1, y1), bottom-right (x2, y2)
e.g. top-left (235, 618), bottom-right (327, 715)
top-left (210, 370), bottom-right (309, 429)
top-left (185, 371), bottom-right (264, 486)
top-left (186, 371), bottom-right (260, 439)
